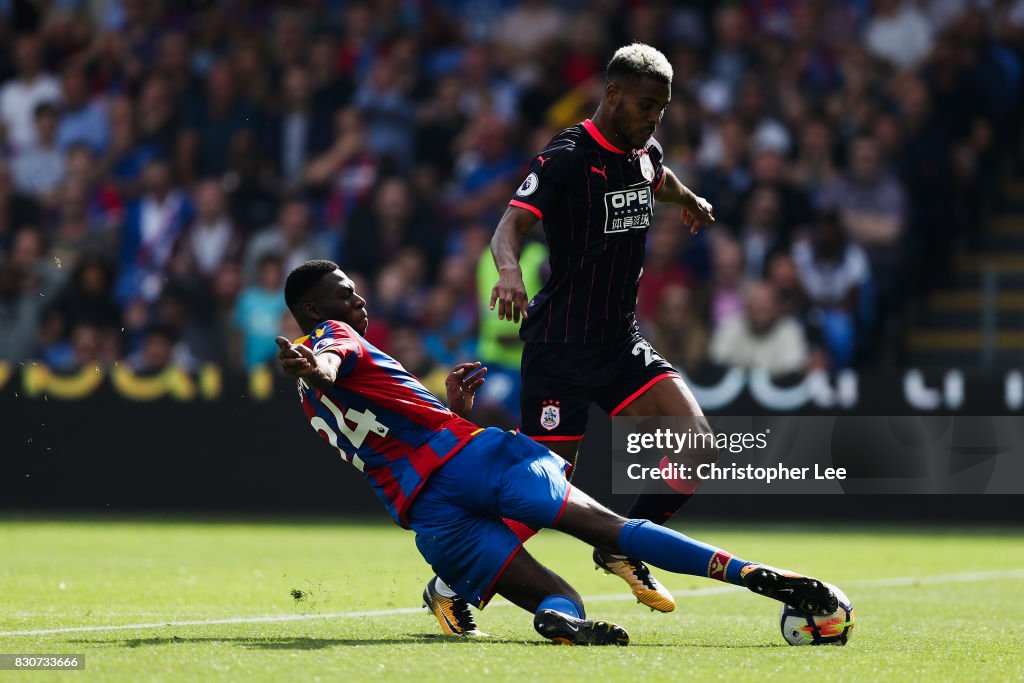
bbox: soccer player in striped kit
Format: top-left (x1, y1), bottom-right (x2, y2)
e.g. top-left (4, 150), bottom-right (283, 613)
top-left (489, 43), bottom-right (718, 615)
top-left (276, 260), bottom-right (838, 645)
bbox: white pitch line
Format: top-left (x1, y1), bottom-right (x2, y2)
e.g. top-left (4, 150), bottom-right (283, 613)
top-left (2, 568), bottom-right (1022, 638)
top-left (843, 568), bottom-right (1024, 587)
top-left (0, 607), bottom-right (428, 638)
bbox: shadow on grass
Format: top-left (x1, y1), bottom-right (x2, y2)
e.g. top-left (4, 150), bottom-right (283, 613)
top-left (69, 633), bottom-right (777, 649)
top-left (70, 634), bottom-right (542, 649)
top-left (685, 642), bottom-right (789, 649)
top-left (70, 635), bottom-right (450, 649)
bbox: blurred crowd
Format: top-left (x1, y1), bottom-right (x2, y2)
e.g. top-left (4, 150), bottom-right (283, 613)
top-left (0, 0), bottom-right (1023, 405)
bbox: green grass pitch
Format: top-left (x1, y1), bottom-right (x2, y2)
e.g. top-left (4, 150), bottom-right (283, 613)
top-left (1, 517), bottom-right (1022, 682)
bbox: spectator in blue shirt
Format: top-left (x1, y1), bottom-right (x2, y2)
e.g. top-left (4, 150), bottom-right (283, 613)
top-left (234, 252), bottom-right (287, 368)
top-left (57, 65), bottom-right (110, 154)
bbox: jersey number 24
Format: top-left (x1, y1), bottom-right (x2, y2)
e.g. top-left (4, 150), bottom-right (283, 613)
top-left (309, 392), bottom-right (389, 471)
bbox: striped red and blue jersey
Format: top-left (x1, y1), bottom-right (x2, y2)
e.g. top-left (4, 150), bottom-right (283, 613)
top-left (294, 320), bottom-right (482, 528)
top-left (508, 119), bottom-right (666, 344)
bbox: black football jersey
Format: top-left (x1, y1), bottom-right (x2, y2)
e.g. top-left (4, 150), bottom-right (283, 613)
top-left (509, 119), bottom-right (666, 344)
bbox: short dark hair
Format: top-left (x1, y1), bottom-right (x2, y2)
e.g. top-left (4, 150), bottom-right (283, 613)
top-left (606, 43), bottom-right (673, 86)
top-left (284, 259), bottom-right (339, 310)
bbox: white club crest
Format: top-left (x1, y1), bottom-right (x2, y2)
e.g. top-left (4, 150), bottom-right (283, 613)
top-left (540, 401), bottom-right (560, 431)
top-left (639, 153), bottom-right (655, 182)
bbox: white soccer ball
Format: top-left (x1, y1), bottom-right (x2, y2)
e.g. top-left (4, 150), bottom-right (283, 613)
top-left (779, 583), bottom-right (855, 646)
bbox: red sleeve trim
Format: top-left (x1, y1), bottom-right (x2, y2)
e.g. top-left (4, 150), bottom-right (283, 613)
top-left (653, 167), bottom-right (666, 192)
top-left (509, 199), bottom-right (543, 219)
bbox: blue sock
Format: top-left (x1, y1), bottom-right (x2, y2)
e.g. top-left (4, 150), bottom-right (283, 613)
top-left (618, 519), bottom-right (753, 586)
top-left (536, 594), bottom-right (584, 620)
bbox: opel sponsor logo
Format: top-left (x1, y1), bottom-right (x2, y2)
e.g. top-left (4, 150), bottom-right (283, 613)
top-left (609, 188), bottom-right (650, 208)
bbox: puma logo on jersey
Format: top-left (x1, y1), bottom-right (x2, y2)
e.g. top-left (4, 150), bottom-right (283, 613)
top-left (537, 155), bottom-right (550, 166)
top-left (590, 164), bottom-right (608, 181)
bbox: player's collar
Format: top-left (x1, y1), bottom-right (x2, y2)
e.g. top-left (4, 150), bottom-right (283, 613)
top-left (583, 119), bottom-right (626, 154)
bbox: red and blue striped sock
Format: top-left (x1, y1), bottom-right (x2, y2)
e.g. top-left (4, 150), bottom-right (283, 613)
top-left (618, 519), bottom-right (752, 585)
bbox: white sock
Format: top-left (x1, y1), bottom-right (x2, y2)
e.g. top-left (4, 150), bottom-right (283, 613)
top-left (434, 576), bottom-right (457, 597)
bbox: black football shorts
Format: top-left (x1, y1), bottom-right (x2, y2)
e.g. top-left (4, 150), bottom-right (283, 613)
top-left (519, 329), bottom-right (680, 441)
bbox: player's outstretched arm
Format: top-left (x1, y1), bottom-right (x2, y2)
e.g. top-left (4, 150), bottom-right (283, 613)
top-left (275, 336), bottom-right (342, 391)
top-left (490, 206), bottom-right (539, 323)
top-left (654, 166), bottom-right (715, 235)
top-left (445, 361), bottom-right (488, 418)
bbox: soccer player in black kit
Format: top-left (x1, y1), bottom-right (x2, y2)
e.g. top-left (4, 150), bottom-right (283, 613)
top-left (488, 42), bottom-right (718, 613)
top-left (420, 42), bottom-right (717, 634)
